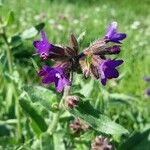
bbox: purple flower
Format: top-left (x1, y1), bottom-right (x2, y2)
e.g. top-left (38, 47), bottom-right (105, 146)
top-left (33, 31), bottom-right (54, 59)
top-left (38, 66), bottom-right (71, 92)
top-left (106, 45), bottom-right (121, 54)
top-left (105, 22), bottom-right (126, 43)
top-left (99, 59), bottom-right (123, 85)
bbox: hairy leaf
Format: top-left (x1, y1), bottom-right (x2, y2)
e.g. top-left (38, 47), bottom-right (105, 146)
top-left (19, 98), bottom-right (47, 132)
top-left (69, 34), bottom-right (78, 55)
top-left (23, 85), bottom-right (58, 112)
top-left (21, 23), bottom-right (45, 39)
top-left (68, 100), bottom-right (128, 135)
top-left (5, 11), bottom-right (14, 26)
top-left (119, 128), bottom-right (150, 150)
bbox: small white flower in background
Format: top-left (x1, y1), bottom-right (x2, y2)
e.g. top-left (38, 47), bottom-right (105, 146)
top-left (131, 21), bottom-right (140, 29)
top-left (48, 19), bottom-right (55, 25)
top-left (102, 4), bottom-right (107, 9)
top-left (57, 24), bottom-right (64, 31)
top-left (94, 19), bottom-right (98, 24)
top-left (95, 7), bottom-right (100, 12)
top-left (34, 11), bottom-right (46, 21)
top-left (110, 8), bottom-right (116, 16)
top-left (80, 14), bottom-right (89, 21)
top-left (73, 19), bottom-right (79, 24)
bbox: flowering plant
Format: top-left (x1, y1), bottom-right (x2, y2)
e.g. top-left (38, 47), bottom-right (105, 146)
top-left (34, 22), bottom-right (126, 92)
top-left (29, 21), bottom-right (127, 149)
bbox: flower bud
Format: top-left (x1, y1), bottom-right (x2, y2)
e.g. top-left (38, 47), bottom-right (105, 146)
top-left (65, 96), bottom-right (79, 109)
top-left (69, 118), bottom-right (89, 134)
top-left (106, 45), bottom-right (121, 54)
top-left (91, 136), bottom-right (112, 150)
top-left (83, 39), bottom-right (106, 55)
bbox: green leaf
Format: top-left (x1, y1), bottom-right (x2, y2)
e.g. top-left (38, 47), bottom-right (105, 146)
top-left (41, 133), bottom-right (54, 150)
top-left (21, 27), bottom-right (38, 39)
top-left (35, 23), bottom-right (45, 32)
top-left (80, 79), bottom-right (94, 97)
top-left (77, 31), bottom-right (86, 43)
top-left (30, 58), bottom-right (39, 72)
top-left (119, 128), bottom-right (150, 150)
top-left (21, 23), bottom-right (45, 39)
top-left (69, 34), bottom-right (79, 54)
top-left (110, 93), bottom-right (136, 101)
top-left (5, 11), bottom-right (14, 26)
top-left (0, 125), bottom-right (11, 136)
top-left (80, 130), bottom-right (95, 141)
top-left (5, 83), bottom-right (13, 112)
top-left (23, 85), bottom-right (58, 112)
top-left (68, 100), bottom-right (128, 135)
top-left (19, 98), bottom-right (48, 132)
top-left (30, 120), bottom-right (43, 137)
top-left (9, 34), bottom-right (22, 47)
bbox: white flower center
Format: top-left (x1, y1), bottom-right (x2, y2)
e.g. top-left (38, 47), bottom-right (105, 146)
top-left (55, 73), bottom-right (61, 78)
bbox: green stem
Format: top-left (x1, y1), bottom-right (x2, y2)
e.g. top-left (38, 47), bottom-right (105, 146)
top-left (0, 17), bottom-right (21, 141)
top-left (0, 17), bottom-right (13, 73)
top-left (47, 86), bottom-right (71, 134)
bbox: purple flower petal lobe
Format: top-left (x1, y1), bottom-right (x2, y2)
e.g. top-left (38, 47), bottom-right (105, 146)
top-left (33, 31), bottom-right (53, 59)
top-left (105, 22), bottom-right (126, 43)
top-left (38, 66), bottom-right (71, 92)
top-left (99, 59), bottom-right (123, 85)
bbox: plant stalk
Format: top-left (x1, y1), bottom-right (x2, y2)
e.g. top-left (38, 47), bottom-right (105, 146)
top-left (47, 86), bottom-right (71, 134)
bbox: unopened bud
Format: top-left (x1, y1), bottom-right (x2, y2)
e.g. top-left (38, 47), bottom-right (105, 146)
top-left (91, 136), bottom-right (112, 150)
top-left (83, 39), bottom-right (106, 55)
top-left (106, 45), bottom-right (121, 54)
top-left (69, 118), bottom-right (89, 134)
top-left (65, 96), bottom-right (79, 109)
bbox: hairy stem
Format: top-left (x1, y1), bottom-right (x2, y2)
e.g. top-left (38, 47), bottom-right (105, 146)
top-left (47, 86), bottom-right (71, 134)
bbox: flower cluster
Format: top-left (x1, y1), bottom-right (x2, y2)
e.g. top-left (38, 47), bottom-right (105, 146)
top-left (33, 22), bottom-right (126, 92)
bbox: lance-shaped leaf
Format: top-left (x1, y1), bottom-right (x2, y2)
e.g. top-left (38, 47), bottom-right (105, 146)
top-left (23, 85), bottom-right (58, 112)
top-left (21, 23), bottom-right (45, 39)
top-left (67, 100), bottom-right (128, 135)
top-left (19, 98), bottom-right (48, 132)
top-left (9, 34), bottom-right (22, 47)
top-left (119, 128), bottom-right (150, 150)
top-left (68, 34), bottom-right (79, 55)
top-left (5, 11), bottom-right (14, 26)
top-left (77, 31), bottom-right (86, 43)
